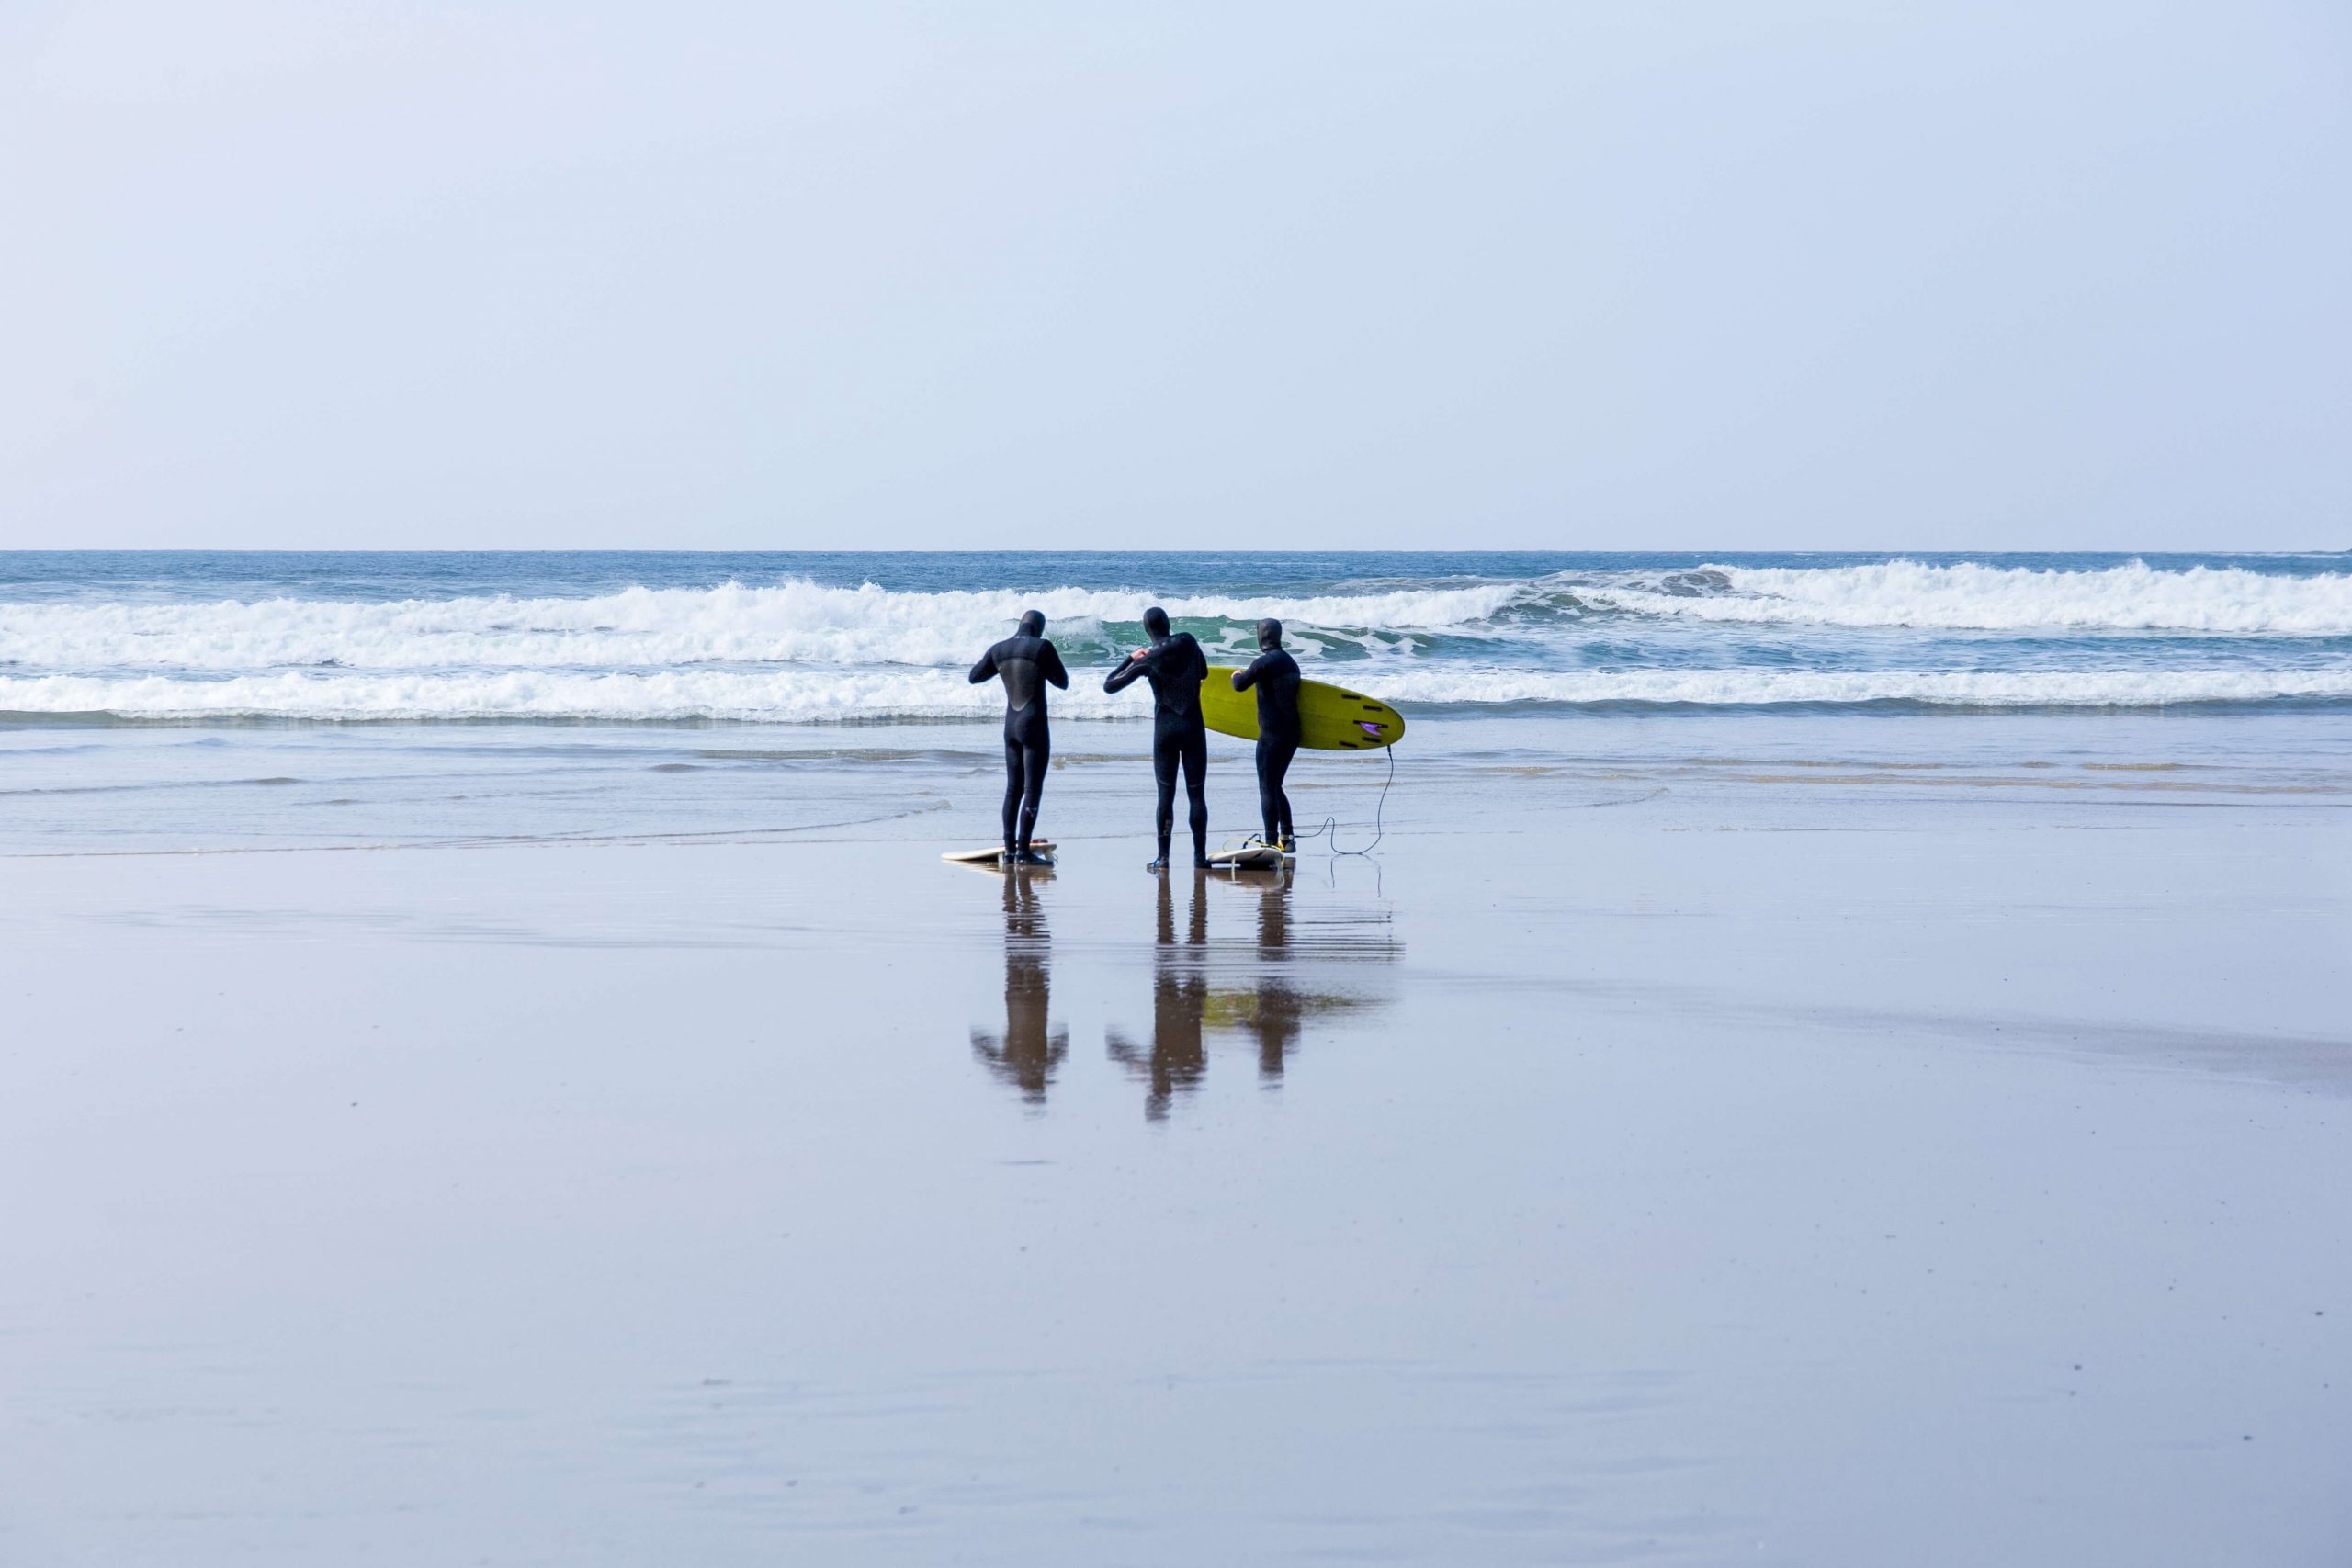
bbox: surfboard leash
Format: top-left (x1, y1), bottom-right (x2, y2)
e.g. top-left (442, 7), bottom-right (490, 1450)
top-left (1298, 741), bottom-right (1393, 858)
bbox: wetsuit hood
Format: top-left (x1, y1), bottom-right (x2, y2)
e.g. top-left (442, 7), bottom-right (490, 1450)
top-left (1017, 610), bottom-right (1046, 637)
top-left (1258, 617), bottom-right (1283, 650)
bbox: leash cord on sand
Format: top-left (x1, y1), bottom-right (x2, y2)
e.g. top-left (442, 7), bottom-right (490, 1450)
top-left (1295, 743), bottom-right (1393, 858)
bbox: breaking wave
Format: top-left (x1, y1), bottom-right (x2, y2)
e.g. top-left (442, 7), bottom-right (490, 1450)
top-left (0, 560), bottom-right (2345, 682)
top-left (0, 580), bottom-right (1520, 672)
top-left (1570, 559), bottom-right (2352, 634)
top-left (0, 558), bottom-right (2343, 722)
top-left (5, 667), bottom-right (2347, 722)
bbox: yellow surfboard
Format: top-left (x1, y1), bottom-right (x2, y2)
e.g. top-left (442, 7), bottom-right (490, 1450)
top-left (1200, 668), bottom-right (1406, 751)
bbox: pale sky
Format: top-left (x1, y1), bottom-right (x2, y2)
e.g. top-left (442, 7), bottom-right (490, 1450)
top-left (2, 1), bottom-right (2346, 552)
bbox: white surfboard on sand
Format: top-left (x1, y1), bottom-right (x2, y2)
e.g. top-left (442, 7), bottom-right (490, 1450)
top-left (1204, 841), bottom-right (1290, 871)
top-left (943, 842), bottom-right (1056, 865)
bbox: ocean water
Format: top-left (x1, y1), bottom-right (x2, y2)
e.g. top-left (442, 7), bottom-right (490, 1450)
top-left (1, 550), bottom-right (2347, 721)
top-left (3, 550), bottom-right (2346, 854)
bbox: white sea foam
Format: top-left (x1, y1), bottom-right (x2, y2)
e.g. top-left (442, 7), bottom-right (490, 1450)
top-left (0, 580), bottom-right (1520, 673)
top-left (1576, 560), bottom-right (2352, 634)
top-left (0, 669), bottom-right (1017, 722)
top-left (4, 666), bottom-right (2346, 721)
top-left (2, 564), bottom-right (2343, 682)
top-left (1373, 667), bottom-right (2352, 707)
top-left (0, 563), bottom-right (2344, 721)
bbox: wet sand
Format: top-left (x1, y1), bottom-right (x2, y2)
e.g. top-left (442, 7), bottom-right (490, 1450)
top-left (1, 725), bottom-right (2347, 1564)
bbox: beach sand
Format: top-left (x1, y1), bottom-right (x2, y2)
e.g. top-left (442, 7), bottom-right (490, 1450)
top-left (1, 716), bottom-right (2346, 1564)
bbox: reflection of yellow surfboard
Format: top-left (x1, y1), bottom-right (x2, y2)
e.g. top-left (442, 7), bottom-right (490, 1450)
top-left (1200, 669), bottom-right (1405, 751)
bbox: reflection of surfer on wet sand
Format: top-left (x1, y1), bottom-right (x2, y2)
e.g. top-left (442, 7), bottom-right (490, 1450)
top-left (970, 865), bottom-right (1068, 1103)
top-left (1105, 868), bottom-right (1401, 1118)
top-left (1238, 873), bottom-right (1306, 1081)
top-left (1106, 870), bottom-right (1208, 1120)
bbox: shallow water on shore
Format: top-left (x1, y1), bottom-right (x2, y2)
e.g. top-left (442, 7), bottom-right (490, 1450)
top-left (2, 708), bottom-right (2346, 855)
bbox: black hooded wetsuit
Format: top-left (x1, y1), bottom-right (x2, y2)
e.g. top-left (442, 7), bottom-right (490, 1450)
top-left (970, 619), bottom-right (1069, 857)
top-left (1233, 647), bottom-right (1302, 847)
top-left (1103, 631), bottom-right (1210, 866)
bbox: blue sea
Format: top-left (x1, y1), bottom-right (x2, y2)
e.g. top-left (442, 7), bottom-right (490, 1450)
top-left (3, 549), bottom-right (2346, 852)
top-left (3, 550), bottom-right (2348, 719)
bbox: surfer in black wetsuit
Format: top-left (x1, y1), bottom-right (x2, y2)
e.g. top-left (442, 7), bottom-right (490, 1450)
top-left (1232, 617), bottom-right (1302, 852)
top-left (969, 610), bottom-right (1068, 863)
top-left (1103, 605), bottom-right (1210, 871)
